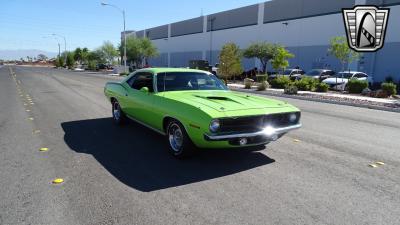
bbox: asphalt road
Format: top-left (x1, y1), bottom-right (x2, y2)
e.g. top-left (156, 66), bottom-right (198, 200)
top-left (1, 66), bottom-right (400, 225)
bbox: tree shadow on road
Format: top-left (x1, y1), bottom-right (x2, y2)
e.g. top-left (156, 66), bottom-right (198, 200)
top-left (61, 118), bottom-right (275, 192)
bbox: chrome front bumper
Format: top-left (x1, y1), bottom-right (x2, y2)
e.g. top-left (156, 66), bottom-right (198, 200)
top-left (204, 124), bottom-right (302, 141)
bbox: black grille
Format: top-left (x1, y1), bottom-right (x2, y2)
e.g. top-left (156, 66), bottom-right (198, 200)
top-left (219, 112), bottom-right (300, 133)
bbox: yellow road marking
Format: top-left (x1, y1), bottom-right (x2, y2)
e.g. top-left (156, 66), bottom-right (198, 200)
top-left (376, 162), bottom-right (385, 166)
top-left (369, 164), bottom-right (378, 168)
top-left (52, 178), bottom-right (64, 184)
top-left (28, 117), bottom-right (34, 121)
top-left (39, 147), bottom-right (49, 152)
top-left (26, 109), bottom-right (31, 112)
top-left (33, 130), bottom-right (41, 134)
top-left (293, 139), bottom-right (300, 143)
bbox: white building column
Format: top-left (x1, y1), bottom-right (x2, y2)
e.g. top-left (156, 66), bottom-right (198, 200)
top-left (355, 0), bottom-right (367, 4)
top-left (167, 24), bottom-right (171, 67)
top-left (257, 3), bottom-right (265, 25)
top-left (202, 15), bottom-right (208, 60)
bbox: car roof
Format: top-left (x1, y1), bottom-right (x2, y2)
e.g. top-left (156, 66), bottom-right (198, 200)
top-left (308, 69), bottom-right (332, 72)
top-left (134, 67), bottom-right (209, 74)
top-left (338, 71), bottom-right (365, 74)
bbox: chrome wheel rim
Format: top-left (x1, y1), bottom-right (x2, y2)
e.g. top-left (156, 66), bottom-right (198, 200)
top-left (113, 102), bottom-right (121, 121)
top-left (168, 123), bottom-right (183, 152)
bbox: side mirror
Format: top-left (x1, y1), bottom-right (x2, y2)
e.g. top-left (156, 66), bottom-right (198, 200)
top-left (140, 87), bottom-right (149, 93)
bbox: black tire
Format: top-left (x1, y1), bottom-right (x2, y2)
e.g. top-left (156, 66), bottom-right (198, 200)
top-left (112, 100), bottom-right (127, 125)
top-left (166, 119), bottom-right (195, 158)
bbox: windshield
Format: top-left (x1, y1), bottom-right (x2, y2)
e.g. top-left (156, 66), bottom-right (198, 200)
top-left (283, 70), bottom-right (292, 75)
top-left (305, 70), bottom-right (321, 76)
top-left (157, 72), bottom-right (228, 92)
top-left (333, 73), bottom-right (353, 78)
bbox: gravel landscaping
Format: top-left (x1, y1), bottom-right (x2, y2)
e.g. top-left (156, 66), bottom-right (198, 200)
top-left (228, 84), bottom-right (400, 112)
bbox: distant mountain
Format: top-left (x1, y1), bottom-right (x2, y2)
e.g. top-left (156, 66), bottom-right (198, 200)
top-left (0, 49), bottom-right (58, 60)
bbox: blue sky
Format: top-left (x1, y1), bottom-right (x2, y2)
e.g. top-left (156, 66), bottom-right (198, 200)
top-left (0, 0), bottom-right (263, 53)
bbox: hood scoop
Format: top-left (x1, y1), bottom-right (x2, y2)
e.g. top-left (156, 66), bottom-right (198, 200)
top-left (194, 95), bottom-right (239, 102)
top-left (206, 96), bottom-right (230, 100)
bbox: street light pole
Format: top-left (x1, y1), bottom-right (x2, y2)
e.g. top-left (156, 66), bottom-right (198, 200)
top-left (101, 2), bottom-right (127, 73)
top-left (52, 33), bottom-right (66, 66)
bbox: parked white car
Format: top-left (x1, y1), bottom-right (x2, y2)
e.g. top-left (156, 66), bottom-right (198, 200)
top-left (322, 71), bottom-right (373, 91)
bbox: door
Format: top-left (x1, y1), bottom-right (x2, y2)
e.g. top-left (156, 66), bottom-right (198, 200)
top-left (125, 72), bottom-right (156, 125)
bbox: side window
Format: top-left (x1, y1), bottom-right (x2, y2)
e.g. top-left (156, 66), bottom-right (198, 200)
top-left (130, 72), bottom-right (154, 92)
top-left (126, 75), bottom-right (136, 87)
top-left (157, 73), bottom-right (165, 92)
top-left (356, 73), bottom-right (368, 78)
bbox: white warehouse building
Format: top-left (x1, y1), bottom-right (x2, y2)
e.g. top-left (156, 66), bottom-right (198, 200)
top-left (127, 0), bottom-right (400, 82)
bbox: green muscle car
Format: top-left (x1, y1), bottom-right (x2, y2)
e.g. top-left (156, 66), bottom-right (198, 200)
top-left (104, 68), bottom-right (301, 158)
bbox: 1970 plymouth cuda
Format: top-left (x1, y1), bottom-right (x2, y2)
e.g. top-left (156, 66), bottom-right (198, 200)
top-left (104, 68), bottom-right (301, 158)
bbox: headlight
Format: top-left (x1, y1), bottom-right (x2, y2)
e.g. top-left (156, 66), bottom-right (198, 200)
top-left (289, 113), bottom-right (297, 123)
top-left (209, 119), bottom-right (220, 133)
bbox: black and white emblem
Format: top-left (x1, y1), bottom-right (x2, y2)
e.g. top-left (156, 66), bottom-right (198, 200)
top-left (342, 5), bottom-right (389, 52)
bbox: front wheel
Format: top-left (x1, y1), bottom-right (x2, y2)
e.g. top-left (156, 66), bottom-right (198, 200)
top-left (166, 119), bottom-right (195, 158)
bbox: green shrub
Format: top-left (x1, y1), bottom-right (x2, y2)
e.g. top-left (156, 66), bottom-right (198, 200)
top-left (257, 81), bottom-right (269, 91)
top-left (270, 76), bottom-right (291, 89)
top-left (315, 82), bottom-right (329, 92)
top-left (294, 77), bottom-right (318, 91)
top-left (284, 83), bottom-right (298, 95)
top-left (55, 57), bottom-right (63, 68)
top-left (88, 60), bottom-right (97, 71)
top-left (256, 74), bottom-right (268, 82)
top-left (347, 79), bottom-right (368, 93)
top-left (381, 82), bottom-right (397, 96)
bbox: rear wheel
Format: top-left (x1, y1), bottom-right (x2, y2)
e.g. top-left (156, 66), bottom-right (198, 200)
top-left (166, 119), bottom-right (195, 158)
top-left (112, 100), bottom-right (127, 125)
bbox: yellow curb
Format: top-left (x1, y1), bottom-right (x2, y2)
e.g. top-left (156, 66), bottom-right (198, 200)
top-left (39, 147), bottom-right (49, 152)
top-left (52, 178), bottom-right (64, 184)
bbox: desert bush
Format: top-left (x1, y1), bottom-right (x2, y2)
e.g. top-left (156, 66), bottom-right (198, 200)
top-left (244, 78), bottom-right (254, 89)
top-left (284, 83), bottom-right (298, 95)
top-left (347, 79), bottom-right (368, 93)
top-left (257, 81), bottom-right (270, 91)
top-left (381, 82), bottom-right (397, 96)
top-left (294, 77), bottom-right (318, 91)
top-left (270, 76), bottom-right (291, 89)
top-left (315, 82), bottom-right (329, 92)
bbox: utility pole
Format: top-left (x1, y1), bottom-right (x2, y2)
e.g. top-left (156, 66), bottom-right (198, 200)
top-left (101, 2), bottom-right (127, 73)
top-left (52, 33), bottom-right (67, 66)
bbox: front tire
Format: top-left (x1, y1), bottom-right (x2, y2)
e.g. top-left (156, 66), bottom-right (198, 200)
top-left (112, 100), bottom-right (127, 125)
top-left (166, 119), bottom-right (195, 158)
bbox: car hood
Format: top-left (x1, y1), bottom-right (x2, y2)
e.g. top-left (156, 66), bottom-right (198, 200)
top-left (323, 78), bottom-right (348, 84)
top-left (162, 90), bottom-right (291, 112)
